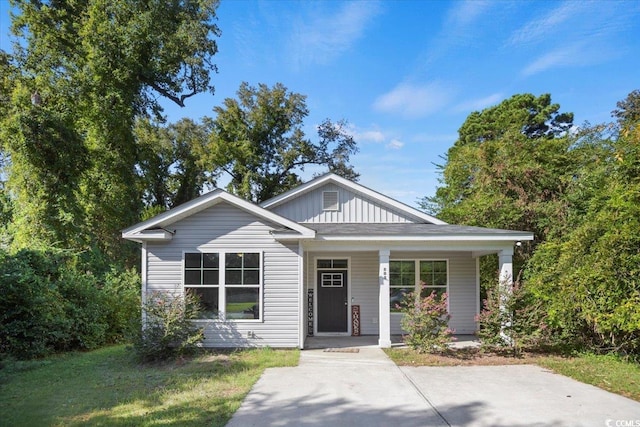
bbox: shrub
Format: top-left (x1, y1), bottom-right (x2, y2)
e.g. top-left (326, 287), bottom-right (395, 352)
top-left (0, 249), bottom-right (141, 360)
top-left (476, 279), bottom-right (547, 356)
top-left (0, 249), bottom-right (69, 358)
top-left (101, 268), bottom-right (141, 343)
top-left (130, 291), bottom-right (204, 362)
top-left (400, 291), bottom-right (453, 353)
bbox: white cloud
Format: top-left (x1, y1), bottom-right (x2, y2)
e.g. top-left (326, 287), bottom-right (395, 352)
top-left (453, 93), bottom-right (504, 113)
top-left (358, 130), bottom-right (385, 143)
top-left (289, 1), bottom-right (382, 68)
top-left (521, 42), bottom-right (596, 76)
top-left (507, 1), bottom-right (582, 47)
top-left (373, 82), bottom-right (454, 118)
top-left (446, 0), bottom-right (492, 28)
top-left (386, 139), bottom-right (404, 150)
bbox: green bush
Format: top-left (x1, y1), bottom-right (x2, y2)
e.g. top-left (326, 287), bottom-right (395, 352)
top-left (400, 291), bottom-right (453, 353)
top-left (130, 291), bottom-right (204, 362)
top-left (476, 280), bottom-right (547, 356)
top-left (101, 268), bottom-right (141, 343)
top-left (0, 249), bottom-right (141, 359)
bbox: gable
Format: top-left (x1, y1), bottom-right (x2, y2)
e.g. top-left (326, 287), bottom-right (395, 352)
top-left (122, 189), bottom-right (314, 242)
top-left (267, 182), bottom-right (427, 224)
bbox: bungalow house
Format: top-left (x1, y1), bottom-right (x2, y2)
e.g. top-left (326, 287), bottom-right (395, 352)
top-left (122, 173), bottom-right (533, 348)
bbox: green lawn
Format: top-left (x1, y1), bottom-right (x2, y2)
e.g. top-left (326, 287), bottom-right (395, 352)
top-left (385, 347), bottom-right (640, 402)
top-left (0, 345), bottom-right (299, 427)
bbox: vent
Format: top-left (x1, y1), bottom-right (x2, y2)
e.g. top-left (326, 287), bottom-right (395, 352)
top-left (322, 191), bottom-right (339, 211)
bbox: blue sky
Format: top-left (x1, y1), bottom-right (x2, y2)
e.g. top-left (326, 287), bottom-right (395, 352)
top-left (2, 1), bottom-right (640, 207)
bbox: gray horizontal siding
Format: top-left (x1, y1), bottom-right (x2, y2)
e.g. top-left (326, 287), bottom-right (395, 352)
top-left (271, 183), bottom-right (419, 223)
top-left (146, 202), bottom-right (300, 348)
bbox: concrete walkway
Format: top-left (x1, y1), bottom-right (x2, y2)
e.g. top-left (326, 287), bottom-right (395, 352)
top-left (227, 344), bottom-right (640, 427)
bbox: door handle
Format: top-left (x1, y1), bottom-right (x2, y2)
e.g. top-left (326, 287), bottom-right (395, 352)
top-left (344, 299), bottom-right (348, 306)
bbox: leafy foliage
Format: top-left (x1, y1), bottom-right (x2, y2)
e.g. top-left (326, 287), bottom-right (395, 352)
top-left (131, 291), bottom-right (204, 362)
top-left (206, 82), bottom-right (359, 203)
top-left (1, 0), bottom-right (221, 262)
top-left (0, 249), bottom-right (140, 359)
top-left (427, 90), bottom-right (640, 359)
top-left (135, 117), bottom-right (215, 211)
top-left (476, 280), bottom-right (547, 356)
top-left (400, 291), bottom-right (453, 353)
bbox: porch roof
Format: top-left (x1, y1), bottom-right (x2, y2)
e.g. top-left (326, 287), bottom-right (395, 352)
top-left (287, 223), bottom-right (534, 242)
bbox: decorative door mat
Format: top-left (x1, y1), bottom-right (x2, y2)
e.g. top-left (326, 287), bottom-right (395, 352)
top-left (323, 348), bottom-right (360, 353)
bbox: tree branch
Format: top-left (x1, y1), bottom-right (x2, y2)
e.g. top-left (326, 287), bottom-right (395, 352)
top-left (145, 80), bottom-right (197, 108)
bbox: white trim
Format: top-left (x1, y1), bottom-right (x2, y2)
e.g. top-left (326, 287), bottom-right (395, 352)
top-left (122, 189), bottom-right (315, 241)
top-left (141, 242), bottom-right (148, 326)
top-left (475, 256), bottom-right (481, 333)
top-left (314, 234), bottom-right (533, 242)
top-left (313, 256), bottom-right (351, 336)
top-left (260, 173), bottom-right (447, 225)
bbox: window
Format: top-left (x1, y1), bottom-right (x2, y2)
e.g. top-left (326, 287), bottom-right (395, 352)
top-left (225, 253), bottom-right (261, 320)
top-left (389, 260), bottom-right (448, 312)
top-left (389, 261), bottom-right (415, 313)
top-left (322, 191), bottom-right (339, 211)
top-left (419, 260), bottom-right (447, 299)
top-left (317, 259), bottom-right (348, 269)
top-left (184, 253), bottom-right (219, 319)
top-left (184, 252), bottom-right (261, 321)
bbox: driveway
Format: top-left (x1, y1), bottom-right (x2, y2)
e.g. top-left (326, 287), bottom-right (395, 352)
top-left (226, 346), bottom-right (640, 427)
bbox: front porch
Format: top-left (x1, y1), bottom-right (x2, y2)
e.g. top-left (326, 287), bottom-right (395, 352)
top-left (304, 335), bottom-right (481, 350)
top-left (302, 247), bottom-right (515, 348)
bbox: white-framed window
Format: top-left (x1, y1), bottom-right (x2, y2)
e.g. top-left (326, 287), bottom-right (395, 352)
top-left (184, 251), bottom-right (262, 321)
top-left (389, 259), bottom-right (448, 312)
top-left (322, 191), bottom-right (339, 211)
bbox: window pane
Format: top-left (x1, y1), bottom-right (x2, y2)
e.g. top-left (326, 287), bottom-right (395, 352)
top-left (317, 259), bottom-right (332, 268)
top-left (184, 270), bottom-right (201, 285)
top-left (226, 270), bottom-right (242, 285)
top-left (226, 288), bottom-right (259, 319)
top-left (243, 253), bottom-right (260, 268)
top-left (185, 253), bottom-right (201, 268)
top-left (433, 273), bottom-right (447, 286)
top-left (390, 287), bottom-right (413, 312)
top-left (226, 253), bottom-right (242, 268)
top-left (402, 274), bottom-right (415, 286)
top-left (332, 259), bottom-right (348, 269)
top-left (421, 287), bottom-right (446, 300)
top-left (243, 270), bottom-right (260, 285)
top-left (434, 261), bottom-right (447, 273)
top-left (203, 253), bottom-right (219, 268)
top-left (401, 261), bottom-right (415, 274)
top-left (187, 287), bottom-right (218, 319)
top-left (420, 262), bottom-right (432, 275)
top-left (203, 269), bottom-right (219, 285)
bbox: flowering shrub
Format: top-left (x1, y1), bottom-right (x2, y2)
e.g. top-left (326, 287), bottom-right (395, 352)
top-left (400, 291), bottom-right (454, 353)
top-left (131, 291), bottom-right (204, 362)
top-left (476, 279), bottom-right (546, 356)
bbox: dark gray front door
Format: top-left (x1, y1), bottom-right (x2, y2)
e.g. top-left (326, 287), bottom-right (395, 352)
top-left (317, 270), bottom-right (348, 333)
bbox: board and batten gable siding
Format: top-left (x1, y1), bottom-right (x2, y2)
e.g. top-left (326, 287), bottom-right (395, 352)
top-left (145, 201), bottom-right (300, 348)
top-left (270, 183), bottom-right (421, 223)
top-left (304, 251), bottom-right (478, 337)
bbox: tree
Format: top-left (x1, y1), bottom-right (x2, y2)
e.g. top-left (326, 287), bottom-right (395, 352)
top-left (422, 94), bottom-right (575, 255)
top-left (1, 0), bottom-right (221, 262)
top-left (136, 118), bottom-right (215, 216)
top-left (206, 82), bottom-right (359, 203)
top-left (526, 90), bottom-right (640, 357)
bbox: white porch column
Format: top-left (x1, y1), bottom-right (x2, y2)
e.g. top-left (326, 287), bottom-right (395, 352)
top-left (378, 249), bottom-right (391, 348)
top-left (498, 248), bottom-right (514, 286)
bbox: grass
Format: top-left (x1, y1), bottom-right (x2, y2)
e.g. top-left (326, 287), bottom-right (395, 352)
top-left (0, 344), bottom-right (299, 427)
top-left (385, 346), bottom-right (640, 402)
